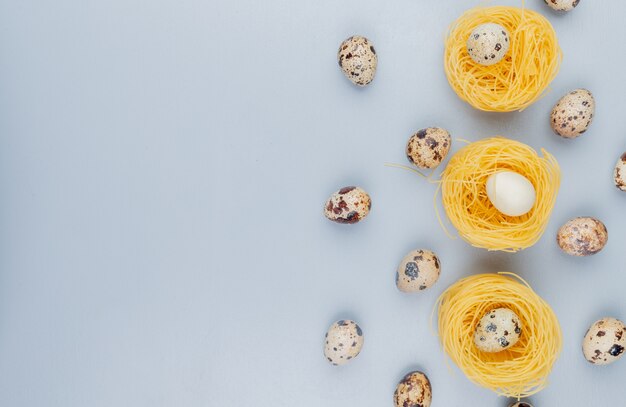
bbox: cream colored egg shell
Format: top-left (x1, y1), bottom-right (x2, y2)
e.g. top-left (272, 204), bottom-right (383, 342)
top-left (614, 153), bottom-right (626, 191)
top-left (557, 217), bottom-right (608, 256)
top-left (474, 308), bottom-right (522, 353)
top-left (393, 371), bottom-right (432, 407)
top-left (551, 89), bottom-right (595, 138)
top-left (324, 186), bottom-right (371, 224)
top-left (406, 127), bottom-right (452, 169)
top-left (337, 36), bottom-right (377, 86)
top-left (466, 23), bottom-right (510, 66)
top-left (324, 320), bottom-right (364, 366)
top-left (510, 403), bottom-right (534, 407)
top-left (544, 0), bottom-right (580, 12)
top-left (582, 317), bottom-right (626, 365)
top-left (395, 249), bottom-right (441, 293)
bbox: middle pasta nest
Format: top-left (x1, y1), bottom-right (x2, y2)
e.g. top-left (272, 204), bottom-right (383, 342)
top-left (439, 137), bottom-right (560, 252)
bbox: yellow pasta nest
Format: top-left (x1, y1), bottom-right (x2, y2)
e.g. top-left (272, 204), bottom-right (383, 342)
top-left (444, 6), bottom-right (562, 112)
top-left (435, 273), bottom-right (562, 398)
top-left (440, 137), bottom-right (560, 252)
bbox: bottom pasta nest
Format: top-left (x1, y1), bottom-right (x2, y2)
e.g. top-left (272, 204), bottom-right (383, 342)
top-left (435, 273), bottom-right (562, 398)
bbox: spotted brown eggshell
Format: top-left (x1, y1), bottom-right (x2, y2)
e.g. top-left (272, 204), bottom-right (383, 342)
top-left (474, 308), bottom-right (522, 352)
top-left (510, 403), bottom-right (533, 407)
top-left (337, 35), bottom-right (377, 86)
top-left (466, 23), bottom-right (510, 66)
top-left (550, 89), bottom-right (595, 138)
top-left (393, 371), bottom-right (432, 407)
top-left (582, 317), bottom-right (626, 365)
top-left (395, 249), bottom-right (441, 293)
top-left (323, 186), bottom-right (371, 224)
top-left (406, 127), bottom-right (452, 169)
top-left (557, 217), bottom-right (608, 256)
top-left (544, 0), bottom-right (580, 12)
top-left (323, 320), bottom-right (364, 366)
top-left (613, 152), bottom-right (626, 191)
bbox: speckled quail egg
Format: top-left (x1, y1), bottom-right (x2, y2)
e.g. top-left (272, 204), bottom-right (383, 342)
top-left (406, 127), bottom-right (452, 169)
top-left (582, 317), bottom-right (625, 365)
top-left (323, 186), bottom-right (371, 224)
top-left (324, 320), bottom-right (364, 366)
top-left (474, 308), bottom-right (522, 353)
top-left (613, 152), bottom-right (626, 191)
top-left (393, 371), bottom-right (432, 407)
top-left (544, 0), bottom-right (580, 12)
top-left (395, 249), bottom-right (441, 293)
top-left (466, 23), bottom-right (510, 66)
top-left (486, 171), bottom-right (536, 217)
top-left (509, 403), bottom-right (533, 407)
top-left (337, 35), bottom-right (377, 86)
top-left (550, 89), bottom-right (595, 138)
top-left (557, 217), bottom-right (608, 256)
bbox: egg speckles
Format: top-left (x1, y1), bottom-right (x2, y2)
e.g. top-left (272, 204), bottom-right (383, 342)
top-left (582, 317), bottom-right (626, 365)
top-left (324, 320), bottom-right (364, 366)
top-left (510, 403), bottom-right (534, 407)
top-left (613, 152), bottom-right (626, 191)
top-left (393, 371), bottom-right (432, 407)
top-left (406, 127), bottom-right (452, 169)
top-left (550, 89), bottom-right (595, 138)
top-left (557, 217), bottom-right (608, 256)
top-left (467, 23), bottom-right (510, 66)
top-left (337, 35), bottom-right (377, 86)
top-left (474, 308), bottom-right (522, 353)
top-left (544, 0), bottom-right (580, 12)
top-left (395, 249), bottom-right (441, 293)
top-left (324, 186), bottom-right (371, 224)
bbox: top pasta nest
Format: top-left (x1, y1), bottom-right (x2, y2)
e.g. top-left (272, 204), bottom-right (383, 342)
top-left (444, 6), bottom-right (562, 112)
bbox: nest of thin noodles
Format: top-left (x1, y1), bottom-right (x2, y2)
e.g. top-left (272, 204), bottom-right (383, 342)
top-left (439, 137), bottom-right (560, 252)
top-left (435, 273), bottom-right (562, 398)
top-left (444, 6), bottom-right (562, 112)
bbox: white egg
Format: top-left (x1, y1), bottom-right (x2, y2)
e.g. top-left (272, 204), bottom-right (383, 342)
top-left (486, 171), bottom-right (536, 217)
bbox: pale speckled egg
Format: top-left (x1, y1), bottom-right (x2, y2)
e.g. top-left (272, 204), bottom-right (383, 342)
top-left (509, 403), bottom-right (533, 407)
top-left (395, 249), bottom-right (441, 293)
top-left (486, 171), bottom-right (536, 217)
top-left (557, 217), bottom-right (608, 256)
top-left (582, 317), bottom-right (625, 365)
top-left (613, 152), bottom-right (626, 191)
top-left (550, 89), bottom-right (595, 138)
top-left (393, 371), bottom-right (432, 407)
top-left (474, 308), bottom-right (522, 353)
top-left (324, 320), bottom-right (364, 366)
top-left (323, 186), bottom-right (371, 224)
top-left (544, 0), bottom-right (580, 12)
top-left (406, 127), bottom-right (452, 169)
top-left (466, 23), bottom-right (510, 66)
top-left (337, 35), bottom-right (377, 86)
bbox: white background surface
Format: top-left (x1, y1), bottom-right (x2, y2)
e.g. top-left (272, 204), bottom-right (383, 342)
top-left (1, 0), bottom-right (625, 406)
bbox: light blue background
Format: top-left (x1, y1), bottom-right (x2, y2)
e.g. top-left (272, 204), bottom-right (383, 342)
top-left (1, 0), bottom-right (625, 406)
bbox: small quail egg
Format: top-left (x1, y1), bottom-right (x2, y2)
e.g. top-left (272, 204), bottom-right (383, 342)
top-left (395, 249), bottom-right (441, 293)
top-left (324, 320), bottom-right (364, 366)
top-left (613, 152), bottom-right (626, 191)
top-left (582, 317), bottom-right (625, 365)
top-left (323, 186), bottom-right (371, 224)
top-left (337, 35), bottom-right (377, 86)
top-left (509, 403), bottom-right (533, 407)
top-left (544, 0), bottom-right (580, 12)
top-left (486, 171), bottom-right (536, 217)
top-left (406, 127), bottom-right (452, 169)
top-left (557, 217), bottom-right (608, 256)
top-left (550, 89), bottom-right (595, 138)
top-left (393, 371), bottom-right (432, 407)
top-left (474, 308), bottom-right (522, 353)
top-left (466, 23), bottom-right (510, 66)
